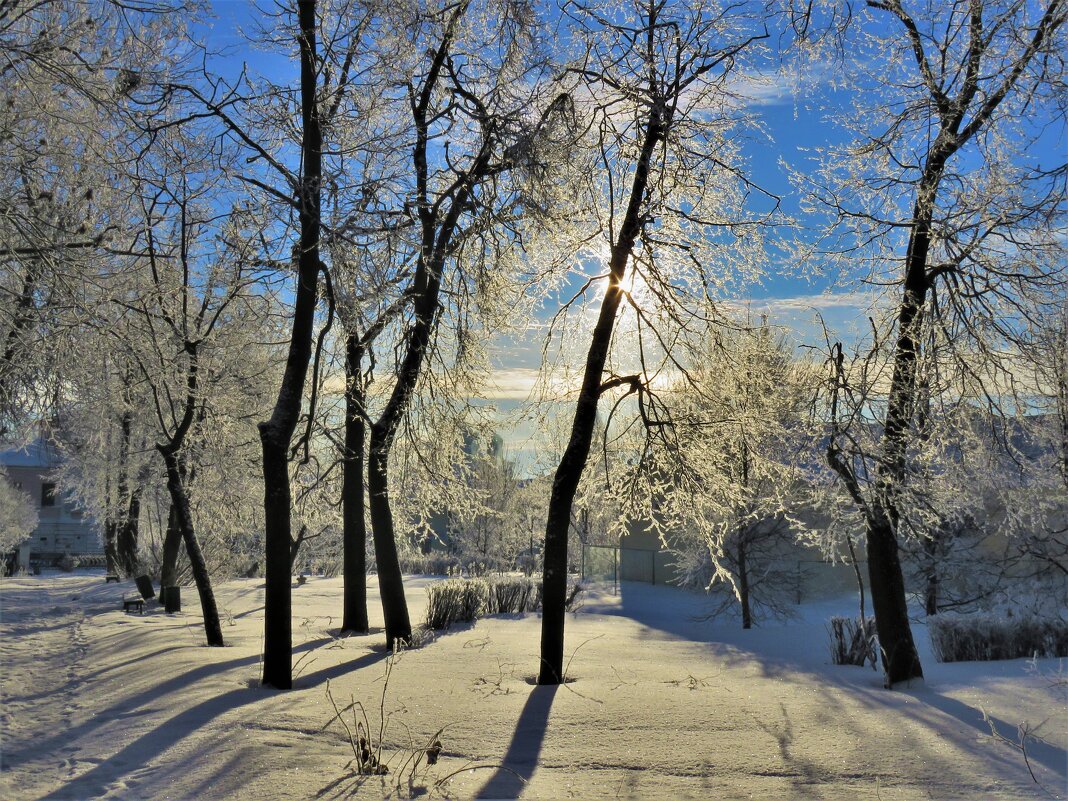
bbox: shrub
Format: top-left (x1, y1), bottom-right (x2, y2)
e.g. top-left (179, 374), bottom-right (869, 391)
top-left (56, 554), bottom-right (79, 573)
top-left (398, 554), bottom-right (462, 577)
top-left (929, 614), bottom-right (1068, 662)
top-left (425, 579), bottom-right (490, 630)
top-left (828, 615), bottom-right (878, 668)
top-left (486, 576), bottom-right (536, 614)
top-left (424, 577), bottom-right (584, 630)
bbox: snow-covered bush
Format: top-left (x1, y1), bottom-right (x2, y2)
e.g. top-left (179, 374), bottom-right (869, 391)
top-left (0, 468), bottom-right (37, 553)
top-left (397, 554), bottom-right (461, 576)
top-left (425, 579), bottom-right (490, 630)
top-left (929, 614), bottom-right (1068, 662)
top-left (424, 576), bottom-right (583, 630)
top-left (828, 615), bottom-right (878, 668)
top-left (485, 576), bottom-right (537, 614)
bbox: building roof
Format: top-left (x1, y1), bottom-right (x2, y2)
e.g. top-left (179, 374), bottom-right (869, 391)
top-left (0, 437), bottom-right (60, 470)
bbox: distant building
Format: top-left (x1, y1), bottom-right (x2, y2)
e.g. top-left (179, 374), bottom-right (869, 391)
top-left (0, 438), bottom-right (102, 568)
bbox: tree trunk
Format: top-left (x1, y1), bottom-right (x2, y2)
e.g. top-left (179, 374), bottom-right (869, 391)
top-left (367, 439), bottom-right (411, 649)
top-left (862, 164), bottom-right (944, 686)
top-left (866, 512), bottom-right (921, 684)
top-left (260, 433), bottom-right (294, 684)
top-left (257, 0), bottom-right (323, 690)
top-left (538, 109), bottom-right (667, 685)
top-left (117, 484), bottom-right (143, 576)
top-left (114, 406), bottom-right (133, 576)
top-left (342, 334), bottom-right (369, 634)
top-left (923, 530), bottom-right (939, 616)
top-left (160, 499), bottom-right (183, 589)
top-left (104, 517), bottom-right (119, 576)
top-left (160, 449), bottom-right (223, 647)
top-left (738, 540), bottom-right (752, 630)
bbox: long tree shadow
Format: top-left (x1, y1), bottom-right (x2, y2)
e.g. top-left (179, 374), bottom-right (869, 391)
top-left (476, 684), bottom-right (558, 800)
top-left (8, 636), bottom-right (336, 770)
top-left (907, 688), bottom-right (1068, 780)
top-left (34, 648), bottom-right (390, 801)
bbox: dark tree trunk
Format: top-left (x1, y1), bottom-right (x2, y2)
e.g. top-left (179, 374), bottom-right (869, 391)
top-left (833, 0), bottom-right (1062, 686)
top-left (538, 109), bottom-right (667, 685)
top-left (0, 260), bottom-right (42, 435)
top-left (359, 1), bottom-right (495, 650)
top-left (866, 512), bottom-right (921, 683)
top-left (738, 541), bottom-right (752, 630)
top-left (159, 448), bottom-right (223, 646)
top-left (260, 434), bottom-right (295, 684)
top-left (114, 406), bottom-right (134, 576)
top-left (104, 517), bottom-right (119, 576)
top-left (923, 530), bottom-right (939, 616)
top-left (257, 0), bottom-right (323, 689)
top-left (367, 440), bottom-right (411, 649)
top-left (342, 334), bottom-right (369, 634)
top-left (160, 499), bottom-right (183, 589)
top-left (117, 485), bottom-right (143, 576)
top-left (863, 175), bottom-right (938, 685)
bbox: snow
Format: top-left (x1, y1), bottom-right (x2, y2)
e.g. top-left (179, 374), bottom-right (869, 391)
top-left (1, 572), bottom-right (1064, 800)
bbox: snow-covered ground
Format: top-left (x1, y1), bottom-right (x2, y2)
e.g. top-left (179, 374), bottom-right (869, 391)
top-left (0, 572), bottom-right (1064, 800)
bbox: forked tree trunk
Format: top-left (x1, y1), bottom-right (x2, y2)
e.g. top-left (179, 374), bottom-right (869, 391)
top-left (539, 109), bottom-right (667, 685)
top-left (159, 449), bottom-right (223, 646)
top-left (862, 174), bottom-right (939, 685)
top-left (342, 334), bottom-right (369, 634)
top-left (359, 0), bottom-right (498, 651)
top-left (843, 0), bottom-right (1064, 688)
top-left (258, 0), bottom-right (323, 689)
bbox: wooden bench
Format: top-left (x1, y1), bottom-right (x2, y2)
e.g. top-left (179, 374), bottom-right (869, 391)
top-left (122, 596), bottom-right (145, 614)
top-left (105, 574), bottom-right (120, 583)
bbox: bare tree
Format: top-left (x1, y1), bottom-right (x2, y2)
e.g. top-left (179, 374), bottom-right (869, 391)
top-left (666, 322), bottom-right (815, 628)
top-left (799, 0), bottom-right (1066, 684)
top-left (537, 0), bottom-right (772, 684)
top-left (0, 0), bottom-right (191, 438)
top-left (333, 0), bottom-right (560, 650)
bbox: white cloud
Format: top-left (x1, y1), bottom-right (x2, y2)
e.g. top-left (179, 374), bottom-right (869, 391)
top-left (482, 367), bottom-right (542, 401)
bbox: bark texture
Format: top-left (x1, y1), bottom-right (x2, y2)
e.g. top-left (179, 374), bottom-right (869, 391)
top-left (342, 334), bottom-right (369, 634)
top-left (257, 0), bottom-right (323, 689)
top-left (539, 109), bottom-right (667, 684)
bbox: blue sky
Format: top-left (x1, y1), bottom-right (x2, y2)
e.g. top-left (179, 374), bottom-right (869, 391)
top-left (198, 1), bottom-right (1064, 469)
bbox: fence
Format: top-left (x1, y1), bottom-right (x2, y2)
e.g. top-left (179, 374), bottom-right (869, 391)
top-left (580, 547), bottom-right (866, 601)
top-left (581, 544), bottom-right (679, 592)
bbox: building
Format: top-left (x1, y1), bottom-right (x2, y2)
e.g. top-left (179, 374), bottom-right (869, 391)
top-left (0, 437), bottom-right (102, 569)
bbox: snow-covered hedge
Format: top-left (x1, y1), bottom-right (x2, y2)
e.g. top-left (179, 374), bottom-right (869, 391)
top-left (424, 576), bottom-right (582, 630)
top-left (397, 554), bottom-right (463, 577)
top-left (929, 614), bottom-right (1068, 662)
top-left (425, 579), bottom-right (489, 629)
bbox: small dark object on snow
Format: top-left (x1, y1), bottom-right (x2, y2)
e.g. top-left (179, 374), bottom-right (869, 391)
top-left (358, 736), bottom-right (388, 774)
top-left (105, 574), bottom-right (120, 583)
top-left (123, 596), bottom-right (144, 614)
top-left (426, 739), bottom-right (442, 765)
